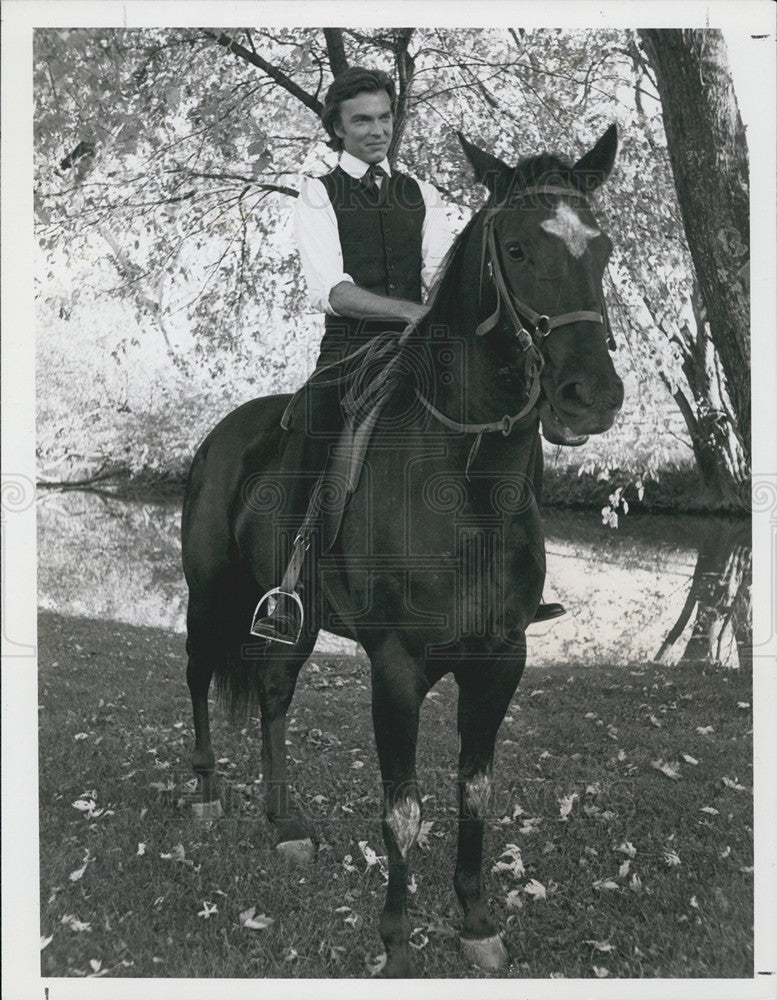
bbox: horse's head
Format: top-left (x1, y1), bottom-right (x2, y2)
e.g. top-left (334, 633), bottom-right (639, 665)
top-left (457, 127), bottom-right (624, 445)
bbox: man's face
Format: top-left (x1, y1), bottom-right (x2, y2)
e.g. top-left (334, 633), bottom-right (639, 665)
top-left (334, 90), bottom-right (393, 163)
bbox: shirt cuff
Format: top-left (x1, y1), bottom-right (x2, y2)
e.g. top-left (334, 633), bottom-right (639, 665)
top-left (324, 273), bottom-right (354, 315)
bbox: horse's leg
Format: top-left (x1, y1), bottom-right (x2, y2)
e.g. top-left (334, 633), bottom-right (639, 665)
top-left (185, 600), bottom-right (223, 822)
top-left (369, 634), bottom-right (427, 978)
top-left (257, 642), bottom-right (318, 864)
top-left (454, 656), bottom-right (524, 971)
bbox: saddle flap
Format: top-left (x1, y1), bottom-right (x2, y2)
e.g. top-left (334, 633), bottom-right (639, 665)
top-left (322, 399), bottom-right (385, 553)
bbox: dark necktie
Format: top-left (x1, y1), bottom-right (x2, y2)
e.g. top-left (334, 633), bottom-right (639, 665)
top-left (362, 163), bottom-right (386, 199)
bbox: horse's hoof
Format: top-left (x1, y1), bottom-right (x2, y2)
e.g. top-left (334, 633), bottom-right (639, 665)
top-left (276, 837), bottom-right (315, 865)
top-left (461, 933), bottom-right (509, 972)
top-left (192, 799), bottom-right (223, 823)
top-left (381, 953), bottom-right (411, 978)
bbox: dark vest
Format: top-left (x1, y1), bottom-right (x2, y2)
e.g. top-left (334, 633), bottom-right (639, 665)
top-left (318, 165), bottom-right (425, 353)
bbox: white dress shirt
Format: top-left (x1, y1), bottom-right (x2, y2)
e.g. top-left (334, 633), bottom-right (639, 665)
top-left (293, 149), bottom-right (454, 315)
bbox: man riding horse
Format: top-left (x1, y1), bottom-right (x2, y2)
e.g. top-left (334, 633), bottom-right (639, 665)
top-left (251, 66), bottom-right (565, 643)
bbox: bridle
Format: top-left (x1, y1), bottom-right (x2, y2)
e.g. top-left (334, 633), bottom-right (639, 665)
top-left (415, 183), bottom-right (615, 474)
top-left (473, 185), bottom-right (615, 352)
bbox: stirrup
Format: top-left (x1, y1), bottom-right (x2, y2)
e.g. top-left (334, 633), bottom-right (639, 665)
top-left (250, 587), bottom-right (304, 645)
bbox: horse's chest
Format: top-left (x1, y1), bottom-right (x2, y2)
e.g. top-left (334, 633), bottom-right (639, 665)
top-left (340, 447), bottom-right (546, 637)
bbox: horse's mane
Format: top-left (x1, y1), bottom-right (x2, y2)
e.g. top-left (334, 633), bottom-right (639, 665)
top-left (425, 152), bottom-right (575, 316)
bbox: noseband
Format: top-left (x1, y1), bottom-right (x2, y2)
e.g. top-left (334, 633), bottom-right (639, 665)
top-left (415, 184), bottom-right (615, 475)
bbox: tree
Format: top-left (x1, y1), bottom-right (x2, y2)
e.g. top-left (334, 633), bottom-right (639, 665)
top-left (33, 27), bottom-right (748, 498)
top-left (637, 29), bottom-right (750, 486)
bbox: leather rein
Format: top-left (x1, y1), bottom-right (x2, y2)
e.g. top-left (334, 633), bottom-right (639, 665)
top-left (415, 184), bottom-right (613, 473)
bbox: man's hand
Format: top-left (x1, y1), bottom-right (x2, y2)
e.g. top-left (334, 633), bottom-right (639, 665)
top-left (329, 281), bottom-right (429, 325)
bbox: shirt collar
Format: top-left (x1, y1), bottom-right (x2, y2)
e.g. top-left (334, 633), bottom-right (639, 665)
top-left (339, 149), bottom-right (392, 180)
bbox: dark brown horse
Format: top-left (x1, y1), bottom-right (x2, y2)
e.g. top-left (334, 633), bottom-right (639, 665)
top-left (182, 127), bottom-right (624, 976)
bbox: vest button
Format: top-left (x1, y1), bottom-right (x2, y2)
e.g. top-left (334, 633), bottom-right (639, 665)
top-left (388, 282), bottom-right (396, 291)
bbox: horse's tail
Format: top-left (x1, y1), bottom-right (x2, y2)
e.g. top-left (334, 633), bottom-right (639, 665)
top-left (182, 393), bottom-right (294, 723)
top-left (215, 630), bottom-right (265, 723)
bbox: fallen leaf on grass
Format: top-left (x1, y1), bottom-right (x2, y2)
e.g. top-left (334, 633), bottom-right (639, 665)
top-left (197, 901), bottom-right (218, 919)
top-left (160, 844), bottom-right (193, 866)
top-left (87, 959), bottom-right (109, 978)
top-left (505, 889), bottom-right (524, 910)
top-left (722, 777), bottom-right (747, 792)
top-left (74, 733), bottom-right (89, 741)
top-left (61, 914), bottom-right (91, 932)
top-left (492, 844), bottom-right (525, 879)
top-left (137, 843), bottom-right (146, 856)
top-left (618, 860), bottom-right (631, 878)
top-left (682, 754), bottom-right (699, 765)
top-left (409, 927), bottom-right (429, 950)
top-left (593, 879), bottom-right (620, 891)
top-left (359, 841), bottom-right (388, 876)
top-left (648, 715), bottom-right (662, 728)
top-left (585, 939), bottom-right (615, 952)
top-left (69, 849), bottom-right (95, 882)
top-left (366, 952), bottom-right (387, 976)
top-left (663, 850), bottom-right (681, 867)
top-left (416, 820), bottom-right (435, 850)
top-left (617, 841), bottom-right (637, 858)
top-left (558, 792), bottom-right (578, 820)
top-left (239, 907), bottom-right (273, 930)
top-left (149, 780), bottom-right (175, 793)
top-left (630, 874), bottom-right (642, 891)
top-left (40, 935), bottom-right (53, 950)
top-left (593, 965), bottom-right (610, 978)
top-left (651, 759), bottom-right (681, 780)
top-left (720, 846), bottom-right (731, 859)
top-left (700, 806), bottom-right (719, 815)
top-left (737, 702), bottom-right (750, 709)
top-left (696, 726), bottom-right (714, 735)
top-left (524, 879), bottom-right (547, 899)
top-left (740, 866), bottom-right (754, 874)
top-left (72, 798), bottom-right (98, 817)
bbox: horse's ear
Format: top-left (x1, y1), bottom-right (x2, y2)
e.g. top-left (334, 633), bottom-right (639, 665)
top-left (457, 132), bottom-right (513, 199)
top-left (572, 124), bottom-right (618, 192)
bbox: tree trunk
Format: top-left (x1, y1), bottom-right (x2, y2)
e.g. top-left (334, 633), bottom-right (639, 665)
top-left (638, 29), bottom-right (750, 470)
top-left (655, 519), bottom-right (751, 668)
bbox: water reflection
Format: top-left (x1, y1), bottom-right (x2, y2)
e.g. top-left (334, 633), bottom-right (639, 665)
top-left (36, 491), bottom-right (751, 668)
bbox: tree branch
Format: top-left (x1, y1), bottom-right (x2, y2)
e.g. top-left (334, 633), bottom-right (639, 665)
top-left (168, 169), bottom-right (298, 197)
top-left (202, 30), bottom-right (323, 117)
top-left (324, 28), bottom-right (349, 77)
top-left (389, 29), bottom-right (416, 162)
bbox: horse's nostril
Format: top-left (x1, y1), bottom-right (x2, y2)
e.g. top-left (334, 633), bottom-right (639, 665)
top-left (560, 382), bottom-right (590, 407)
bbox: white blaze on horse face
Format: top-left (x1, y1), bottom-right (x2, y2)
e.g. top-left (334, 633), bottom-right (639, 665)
top-left (386, 797), bottom-right (421, 859)
top-left (464, 771), bottom-right (493, 818)
top-left (540, 202), bottom-right (600, 259)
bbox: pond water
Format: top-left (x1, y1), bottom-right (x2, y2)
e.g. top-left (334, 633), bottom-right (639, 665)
top-left (37, 491), bottom-right (751, 669)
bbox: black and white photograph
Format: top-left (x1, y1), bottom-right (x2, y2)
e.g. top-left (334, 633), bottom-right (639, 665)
top-left (2, 1), bottom-right (775, 995)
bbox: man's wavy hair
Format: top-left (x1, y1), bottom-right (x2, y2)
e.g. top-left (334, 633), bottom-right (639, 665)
top-left (321, 67), bottom-right (397, 151)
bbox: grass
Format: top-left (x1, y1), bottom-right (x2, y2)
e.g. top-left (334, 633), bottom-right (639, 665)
top-left (38, 610), bottom-right (753, 980)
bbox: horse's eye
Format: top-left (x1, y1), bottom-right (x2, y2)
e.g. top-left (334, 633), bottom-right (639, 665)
top-left (506, 242), bottom-right (525, 261)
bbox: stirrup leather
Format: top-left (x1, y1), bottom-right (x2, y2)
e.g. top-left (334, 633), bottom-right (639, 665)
top-left (250, 587), bottom-right (304, 645)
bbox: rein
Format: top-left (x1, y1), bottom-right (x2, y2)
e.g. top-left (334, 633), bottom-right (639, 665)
top-left (416, 184), bottom-right (613, 475)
